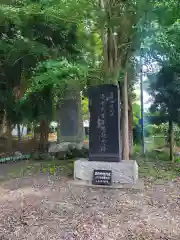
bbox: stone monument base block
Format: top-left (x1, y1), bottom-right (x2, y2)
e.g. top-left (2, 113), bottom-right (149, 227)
top-left (74, 159), bottom-right (142, 189)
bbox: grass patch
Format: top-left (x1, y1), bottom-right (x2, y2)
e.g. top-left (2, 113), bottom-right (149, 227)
top-left (145, 150), bottom-right (170, 161)
top-left (4, 159), bottom-right (74, 180)
top-left (133, 143), bottom-right (179, 181)
top-left (1, 150), bottom-right (179, 184)
top-left (136, 156), bottom-right (179, 182)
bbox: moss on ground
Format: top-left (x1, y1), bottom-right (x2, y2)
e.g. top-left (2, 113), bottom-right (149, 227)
top-left (3, 159), bottom-right (74, 180)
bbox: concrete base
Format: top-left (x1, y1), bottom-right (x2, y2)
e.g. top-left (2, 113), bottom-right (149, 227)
top-left (69, 179), bottom-right (144, 190)
top-left (74, 159), bottom-right (139, 184)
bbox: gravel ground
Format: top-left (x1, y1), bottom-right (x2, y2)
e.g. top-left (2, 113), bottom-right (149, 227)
top-left (0, 175), bottom-right (179, 240)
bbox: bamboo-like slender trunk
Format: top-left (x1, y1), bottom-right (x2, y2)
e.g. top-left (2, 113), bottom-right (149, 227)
top-left (128, 92), bottom-right (133, 155)
top-left (122, 72), bottom-right (129, 160)
top-left (119, 82), bottom-right (123, 159)
top-left (17, 124), bottom-right (21, 141)
top-left (56, 121), bottom-right (60, 143)
top-left (17, 124), bottom-right (21, 150)
top-left (169, 119), bottom-right (174, 162)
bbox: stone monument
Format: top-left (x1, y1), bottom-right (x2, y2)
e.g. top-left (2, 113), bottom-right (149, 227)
top-left (88, 84), bottom-right (121, 162)
top-left (57, 90), bottom-right (84, 144)
top-left (73, 84), bottom-right (140, 188)
top-left (49, 90), bottom-right (85, 156)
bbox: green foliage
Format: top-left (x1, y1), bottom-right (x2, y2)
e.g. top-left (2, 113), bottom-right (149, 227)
top-left (142, 0), bottom-right (180, 64)
top-left (175, 157), bottom-right (180, 163)
top-left (148, 65), bottom-right (180, 124)
top-left (0, 0), bottom-right (83, 125)
top-left (25, 59), bottom-right (87, 98)
top-left (82, 97), bottom-right (88, 120)
top-left (132, 102), bottom-right (141, 143)
top-left (144, 124), bottom-right (154, 137)
top-left (20, 86), bottom-right (53, 122)
top-left (132, 102), bottom-right (140, 126)
top-left (157, 123), bottom-right (180, 146)
top-left (0, 0), bottom-right (158, 127)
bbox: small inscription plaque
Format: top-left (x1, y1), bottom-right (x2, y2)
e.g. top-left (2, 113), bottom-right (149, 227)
top-left (92, 170), bottom-right (112, 186)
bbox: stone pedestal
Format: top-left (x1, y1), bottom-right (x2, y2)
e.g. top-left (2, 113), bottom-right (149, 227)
top-left (74, 159), bottom-right (139, 184)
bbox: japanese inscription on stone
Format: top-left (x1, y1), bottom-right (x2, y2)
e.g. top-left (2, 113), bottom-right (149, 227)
top-left (88, 84), bottom-right (121, 162)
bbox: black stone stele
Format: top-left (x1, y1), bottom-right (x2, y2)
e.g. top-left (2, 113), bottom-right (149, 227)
top-left (92, 169), bottom-right (112, 186)
top-left (88, 84), bottom-right (121, 162)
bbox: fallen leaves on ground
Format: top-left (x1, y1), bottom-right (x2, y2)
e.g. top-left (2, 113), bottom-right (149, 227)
top-left (0, 176), bottom-right (179, 240)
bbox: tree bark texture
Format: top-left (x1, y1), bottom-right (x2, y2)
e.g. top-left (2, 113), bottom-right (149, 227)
top-left (0, 114), bottom-right (7, 136)
top-left (6, 120), bottom-right (12, 152)
top-left (39, 120), bottom-right (49, 152)
top-left (128, 91), bottom-right (133, 156)
top-left (169, 119), bottom-right (174, 162)
top-left (122, 72), bottom-right (129, 160)
top-left (17, 124), bottom-right (21, 151)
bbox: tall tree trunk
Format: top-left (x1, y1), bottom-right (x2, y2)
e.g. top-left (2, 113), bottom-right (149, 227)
top-left (17, 124), bottom-right (21, 141)
top-left (56, 121), bottom-right (60, 143)
top-left (119, 82), bottom-right (123, 159)
top-left (128, 92), bottom-right (133, 156)
top-left (169, 119), bottom-right (174, 162)
top-left (17, 124), bottom-right (21, 151)
top-left (33, 123), bottom-right (38, 141)
top-left (27, 123), bottom-right (32, 135)
top-left (0, 114), bottom-right (6, 136)
top-left (122, 72), bottom-right (129, 160)
top-left (39, 120), bottom-right (49, 152)
top-left (7, 120), bottom-right (12, 152)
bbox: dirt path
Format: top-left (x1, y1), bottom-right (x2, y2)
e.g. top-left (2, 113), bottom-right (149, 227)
top-left (0, 174), bottom-right (179, 240)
